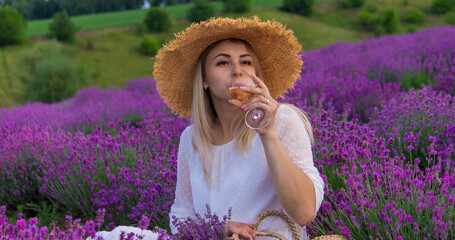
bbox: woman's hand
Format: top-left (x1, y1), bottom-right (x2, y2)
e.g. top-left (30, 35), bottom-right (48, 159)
top-left (228, 73), bottom-right (279, 136)
top-left (226, 221), bottom-right (256, 240)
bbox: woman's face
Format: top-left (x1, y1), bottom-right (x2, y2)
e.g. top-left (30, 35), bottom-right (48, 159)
top-left (204, 40), bottom-right (257, 103)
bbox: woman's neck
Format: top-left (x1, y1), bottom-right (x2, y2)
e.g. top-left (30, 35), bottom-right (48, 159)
top-left (211, 99), bottom-right (241, 145)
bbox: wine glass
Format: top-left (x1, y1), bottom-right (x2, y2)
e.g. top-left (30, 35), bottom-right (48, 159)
top-left (229, 70), bottom-right (272, 130)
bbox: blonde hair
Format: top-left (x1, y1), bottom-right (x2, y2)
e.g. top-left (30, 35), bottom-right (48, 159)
top-left (190, 39), bottom-right (313, 185)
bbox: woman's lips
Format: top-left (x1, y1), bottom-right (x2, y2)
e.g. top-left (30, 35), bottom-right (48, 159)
top-left (231, 82), bottom-right (256, 88)
top-left (231, 82), bottom-right (245, 87)
top-left (231, 76), bottom-right (255, 88)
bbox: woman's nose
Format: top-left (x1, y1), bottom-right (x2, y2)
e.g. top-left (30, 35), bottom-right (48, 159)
top-left (231, 63), bottom-right (244, 77)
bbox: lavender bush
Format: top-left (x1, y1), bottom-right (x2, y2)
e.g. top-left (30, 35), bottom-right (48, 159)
top-left (305, 99), bottom-right (454, 239)
top-left (433, 66), bottom-right (455, 95)
top-left (0, 116), bottom-right (190, 230)
top-left (0, 78), bottom-right (168, 132)
top-left (287, 25), bottom-right (455, 121)
top-left (0, 205), bottom-right (157, 240)
top-left (0, 205), bottom-right (99, 239)
top-left (308, 154), bottom-right (454, 239)
top-left (301, 26), bottom-right (455, 82)
top-left (284, 72), bottom-right (401, 122)
top-left (368, 87), bottom-right (455, 167)
top-left (156, 205), bottom-right (231, 240)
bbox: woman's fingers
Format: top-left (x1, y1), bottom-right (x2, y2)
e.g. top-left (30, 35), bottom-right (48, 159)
top-left (239, 86), bottom-right (267, 97)
top-left (229, 95), bottom-right (274, 112)
top-left (239, 83), bottom-right (273, 109)
top-left (228, 99), bottom-right (245, 108)
top-left (235, 87), bottom-right (274, 109)
top-left (241, 228), bottom-right (256, 240)
top-left (249, 94), bottom-right (274, 105)
top-left (227, 221), bottom-right (256, 239)
top-left (234, 225), bottom-right (255, 236)
top-left (241, 94), bottom-right (276, 112)
top-left (250, 73), bottom-right (267, 89)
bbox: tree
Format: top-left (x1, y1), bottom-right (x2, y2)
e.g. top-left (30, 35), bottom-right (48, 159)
top-left (402, 8), bottom-right (426, 24)
top-left (222, 0), bottom-right (251, 13)
top-left (20, 41), bottom-right (86, 103)
top-left (30, 0), bottom-right (60, 20)
top-left (2, 0), bottom-right (31, 20)
top-left (357, 10), bottom-right (378, 31)
top-left (144, 7), bottom-right (172, 32)
top-left (340, 0), bottom-right (366, 8)
top-left (0, 5), bottom-right (27, 46)
top-left (431, 0), bottom-right (455, 14)
top-left (148, 0), bottom-right (193, 6)
top-left (139, 36), bottom-right (161, 56)
top-left (3, 0), bottom-right (147, 19)
top-left (120, 0), bottom-right (143, 9)
top-left (187, 0), bottom-right (214, 23)
top-left (281, 0), bottom-right (314, 17)
top-left (57, 0), bottom-right (77, 16)
top-left (48, 11), bottom-right (78, 42)
top-left (378, 8), bottom-right (399, 34)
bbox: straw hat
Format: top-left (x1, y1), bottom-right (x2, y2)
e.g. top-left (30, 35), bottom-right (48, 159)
top-left (153, 16), bottom-right (303, 118)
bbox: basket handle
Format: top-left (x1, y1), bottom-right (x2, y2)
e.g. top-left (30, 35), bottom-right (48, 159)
top-left (232, 210), bottom-right (300, 240)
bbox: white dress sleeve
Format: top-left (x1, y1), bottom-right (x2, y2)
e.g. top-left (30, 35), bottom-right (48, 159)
top-left (274, 104), bottom-right (325, 221)
top-left (169, 126), bottom-right (196, 234)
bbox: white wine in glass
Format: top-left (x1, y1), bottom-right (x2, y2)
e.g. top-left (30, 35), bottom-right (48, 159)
top-left (229, 70), bottom-right (272, 130)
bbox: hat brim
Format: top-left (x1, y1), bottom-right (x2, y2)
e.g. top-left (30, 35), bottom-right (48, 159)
top-left (153, 16), bottom-right (303, 118)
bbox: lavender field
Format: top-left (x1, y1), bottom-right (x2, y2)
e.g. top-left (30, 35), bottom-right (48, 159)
top-left (1, 26), bottom-right (454, 239)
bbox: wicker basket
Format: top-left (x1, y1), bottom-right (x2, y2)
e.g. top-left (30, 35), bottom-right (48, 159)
top-left (231, 211), bottom-right (346, 240)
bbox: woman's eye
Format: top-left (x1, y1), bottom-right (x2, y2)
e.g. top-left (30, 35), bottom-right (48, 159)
top-left (242, 60), bottom-right (252, 65)
top-left (216, 60), bottom-right (228, 66)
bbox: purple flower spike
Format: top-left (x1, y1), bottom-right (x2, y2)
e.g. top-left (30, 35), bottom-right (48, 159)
top-left (138, 215), bottom-right (150, 230)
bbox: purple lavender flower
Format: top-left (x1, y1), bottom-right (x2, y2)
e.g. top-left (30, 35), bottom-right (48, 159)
top-left (170, 205), bottom-right (231, 240)
top-left (138, 215), bottom-right (151, 230)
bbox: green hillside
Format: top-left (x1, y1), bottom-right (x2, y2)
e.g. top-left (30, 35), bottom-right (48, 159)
top-left (64, 10), bottom-right (365, 89)
top-left (1, 0), bottom-right (452, 108)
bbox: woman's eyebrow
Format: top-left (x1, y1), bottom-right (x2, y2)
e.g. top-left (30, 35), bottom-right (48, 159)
top-left (213, 53), bottom-right (230, 60)
top-left (239, 54), bottom-right (252, 58)
top-left (213, 53), bottom-right (252, 60)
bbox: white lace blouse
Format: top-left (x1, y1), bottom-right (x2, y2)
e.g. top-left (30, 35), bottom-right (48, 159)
top-left (170, 104), bottom-right (325, 239)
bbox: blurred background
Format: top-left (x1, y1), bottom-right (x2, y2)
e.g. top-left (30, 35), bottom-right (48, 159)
top-left (1, 0), bottom-right (454, 108)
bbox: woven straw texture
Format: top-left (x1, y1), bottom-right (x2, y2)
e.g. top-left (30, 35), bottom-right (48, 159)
top-left (231, 210), bottom-right (346, 240)
top-left (312, 235), bottom-right (346, 240)
top-left (153, 16), bottom-right (303, 117)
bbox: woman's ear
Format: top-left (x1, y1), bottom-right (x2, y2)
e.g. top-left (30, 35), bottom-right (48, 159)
top-left (203, 81), bottom-right (209, 90)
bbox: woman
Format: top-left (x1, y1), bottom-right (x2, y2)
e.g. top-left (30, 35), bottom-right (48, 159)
top-left (91, 17), bottom-right (324, 240)
top-left (155, 16), bottom-right (324, 240)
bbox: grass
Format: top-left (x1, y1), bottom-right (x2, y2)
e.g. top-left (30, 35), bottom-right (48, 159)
top-left (43, 10), bottom-right (364, 91)
top-left (0, 47), bottom-right (25, 107)
top-left (311, 0), bottom-right (446, 33)
top-left (226, 10), bottom-right (366, 49)
top-left (65, 10), bottom-right (367, 89)
top-left (66, 31), bottom-right (160, 89)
